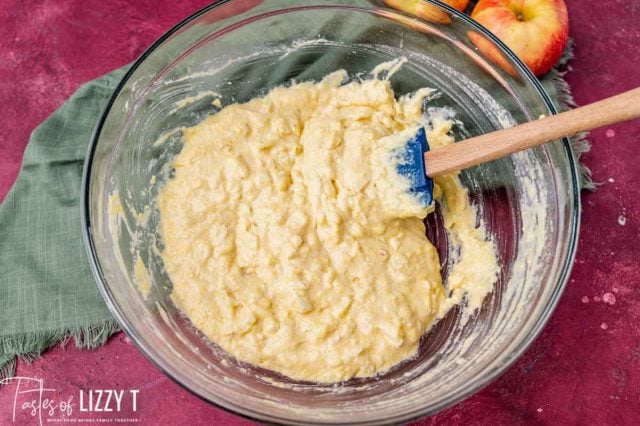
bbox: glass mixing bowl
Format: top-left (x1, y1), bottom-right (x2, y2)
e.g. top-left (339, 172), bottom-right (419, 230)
top-left (82, 0), bottom-right (580, 424)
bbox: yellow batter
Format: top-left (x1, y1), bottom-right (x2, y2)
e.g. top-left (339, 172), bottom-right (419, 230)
top-left (158, 64), bottom-right (498, 382)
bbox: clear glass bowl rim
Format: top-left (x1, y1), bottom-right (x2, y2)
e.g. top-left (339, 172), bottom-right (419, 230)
top-left (81, 0), bottom-right (581, 423)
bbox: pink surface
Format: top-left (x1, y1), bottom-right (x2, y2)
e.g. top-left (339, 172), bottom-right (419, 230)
top-left (1, 0), bottom-right (639, 424)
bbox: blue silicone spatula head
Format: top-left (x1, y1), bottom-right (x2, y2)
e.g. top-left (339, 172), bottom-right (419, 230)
top-left (394, 127), bottom-right (434, 207)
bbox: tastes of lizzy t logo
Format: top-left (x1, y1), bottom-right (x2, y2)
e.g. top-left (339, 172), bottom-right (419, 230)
top-left (1, 376), bottom-right (140, 424)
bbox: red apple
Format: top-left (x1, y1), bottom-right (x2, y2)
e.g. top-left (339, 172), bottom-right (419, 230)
top-left (384, 0), bottom-right (470, 24)
top-left (469, 0), bottom-right (569, 76)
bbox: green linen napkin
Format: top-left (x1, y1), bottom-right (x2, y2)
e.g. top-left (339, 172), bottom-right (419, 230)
top-left (0, 68), bottom-right (128, 379)
top-left (0, 38), bottom-right (592, 380)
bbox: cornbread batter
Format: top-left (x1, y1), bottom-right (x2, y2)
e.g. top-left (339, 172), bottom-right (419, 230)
top-left (158, 64), bottom-right (498, 382)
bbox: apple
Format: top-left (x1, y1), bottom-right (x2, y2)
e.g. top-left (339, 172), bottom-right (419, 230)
top-left (469, 0), bottom-right (569, 76)
top-left (384, 0), bottom-right (470, 24)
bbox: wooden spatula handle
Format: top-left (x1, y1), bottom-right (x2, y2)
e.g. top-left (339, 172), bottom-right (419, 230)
top-left (425, 87), bottom-right (640, 177)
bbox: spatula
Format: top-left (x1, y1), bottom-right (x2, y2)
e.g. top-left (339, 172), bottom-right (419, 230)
top-left (397, 87), bottom-right (640, 206)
